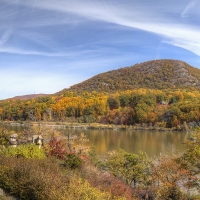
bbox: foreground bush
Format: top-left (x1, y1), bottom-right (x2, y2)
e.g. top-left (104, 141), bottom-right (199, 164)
top-left (0, 128), bottom-right (10, 149)
top-left (151, 148), bottom-right (190, 200)
top-left (81, 164), bottom-right (133, 200)
top-left (0, 156), bottom-right (116, 200)
top-left (0, 144), bottom-right (46, 159)
top-left (64, 153), bottom-right (83, 169)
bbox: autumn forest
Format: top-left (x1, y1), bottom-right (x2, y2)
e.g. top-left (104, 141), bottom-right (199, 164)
top-left (1, 60), bottom-right (200, 130)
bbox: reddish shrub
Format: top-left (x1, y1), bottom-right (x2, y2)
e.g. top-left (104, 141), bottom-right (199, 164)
top-left (81, 165), bottom-right (133, 199)
top-left (48, 137), bottom-right (67, 160)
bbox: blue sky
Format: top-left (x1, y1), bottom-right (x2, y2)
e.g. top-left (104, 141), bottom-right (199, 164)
top-left (0, 0), bottom-right (200, 100)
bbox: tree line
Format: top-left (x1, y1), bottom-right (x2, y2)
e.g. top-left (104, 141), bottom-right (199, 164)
top-left (1, 89), bottom-right (200, 128)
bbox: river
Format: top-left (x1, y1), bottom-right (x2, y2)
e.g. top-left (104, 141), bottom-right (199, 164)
top-left (0, 123), bottom-right (190, 157)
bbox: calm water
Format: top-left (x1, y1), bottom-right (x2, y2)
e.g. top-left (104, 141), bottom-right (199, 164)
top-left (0, 124), bottom-right (190, 157)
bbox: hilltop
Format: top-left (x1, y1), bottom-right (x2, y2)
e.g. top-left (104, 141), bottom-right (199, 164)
top-left (2, 59), bottom-right (200, 101)
top-left (12, 94), bottom-right (49, 100)
top-left (58, 59), bottom-right (200, 95)
top-left (0, 94), bottom-right (51, 103)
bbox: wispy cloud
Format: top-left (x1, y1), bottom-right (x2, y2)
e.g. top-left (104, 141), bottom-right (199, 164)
top-left (5, 0), bottom-right (199, 56)
top-left (0, 46), bottom-right (66, 56)
top-left (155, 42), bottom-right (162, 60)
top-left (0, 29), bottom-right (14, 46)
top-left (0, 44), bottom-right (116, 57)
top-left (181, 0), bottom-right (199, 18)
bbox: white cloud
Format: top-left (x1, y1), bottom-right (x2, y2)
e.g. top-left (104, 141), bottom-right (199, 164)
top-left (134, 23), bottom-right (200, 56)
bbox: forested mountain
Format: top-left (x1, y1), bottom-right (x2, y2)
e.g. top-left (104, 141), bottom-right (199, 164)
top-left (1, 59), bottom-right (200, 129)
top-left (58, 59), bottom-right (200, 95)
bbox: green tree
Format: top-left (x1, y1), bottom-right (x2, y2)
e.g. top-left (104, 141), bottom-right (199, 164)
top-left (83, 106), bottom-right (95, 116)
top-left (156, 93), bottom-right (168, 103)
top-left (106, 149), bottom-right (152, 188)
top-left (66, 106), bottom-right (75, 117)
top-left (135, 103), bottom-right (148, 123)
top-left (119, 94), bottom-right (130, 107)
top-left (178, 131), bottom-right (200, 192)
top-left (107, 97), bottom-right (120, 110)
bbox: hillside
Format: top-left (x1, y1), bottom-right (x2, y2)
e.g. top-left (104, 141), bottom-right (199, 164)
top-left (12, 94), bottom-right (49, 100)
top-left (0, 94), bottom-right (50, 102)
top-left (58, 59), bottom-right (200, 95)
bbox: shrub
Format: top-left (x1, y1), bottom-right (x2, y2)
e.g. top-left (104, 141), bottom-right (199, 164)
top-left (0, 144), bottom-right (46, 159)
top-left (68, 177), bottom-right (112, 200)
top-left (48, 137), bottom-right (67, 160)
top-left (0, 128), bottom-right (10, 148)
top-left (64, 153), bottom-right (83, 169)
top-left (151, 147), bottom-right (192, 200)
top-left (81, 164), bottom-right (133, 200)
top-left (88, 146), bottom-right (104, 168)
top-left (0, 156), bottom-right (69, 200)
top-left (0, 156), bottom-right (113, 200)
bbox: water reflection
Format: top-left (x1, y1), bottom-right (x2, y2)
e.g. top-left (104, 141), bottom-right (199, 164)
top-left (82, 129), bottom-right (189, 157)
top-left (0, 124), bottom-right (190, 157)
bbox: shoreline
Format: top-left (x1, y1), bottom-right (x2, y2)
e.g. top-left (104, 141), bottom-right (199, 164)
top-left (0, 121), bottom-right (184, 132)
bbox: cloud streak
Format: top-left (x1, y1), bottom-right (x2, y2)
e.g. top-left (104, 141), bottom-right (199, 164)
top-left (4, 0), bottom-right (199, 56)
top-left (0, 44), bottom-right (116, 58)
top-left (181, 0), bottom-right (199, 18)
top-left (0, 29), bottom-right (13, 46)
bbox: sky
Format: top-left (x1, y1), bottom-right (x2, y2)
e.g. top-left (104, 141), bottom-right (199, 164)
top-left (0, 0), bottom-right (200, 100)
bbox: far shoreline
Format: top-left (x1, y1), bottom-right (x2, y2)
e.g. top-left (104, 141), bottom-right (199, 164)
top-left (0, 121), bottom-right (188, 132)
